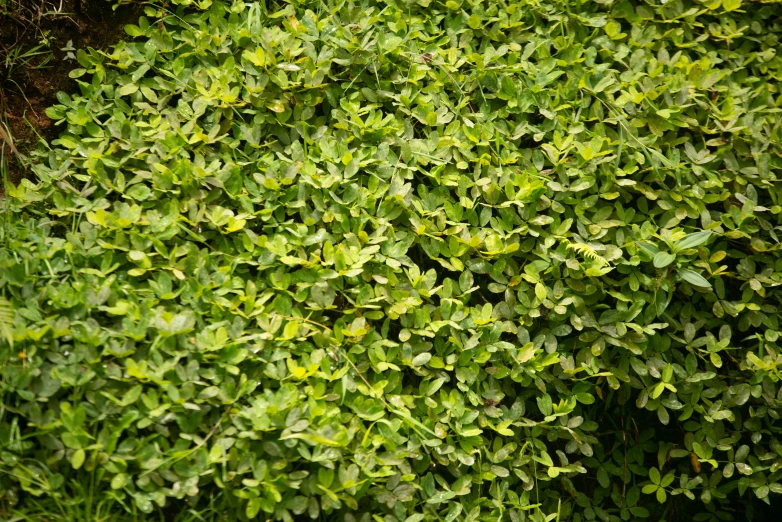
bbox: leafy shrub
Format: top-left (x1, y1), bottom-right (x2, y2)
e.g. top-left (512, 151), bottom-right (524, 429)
top-left (2, 0), bottom-right (782, 520)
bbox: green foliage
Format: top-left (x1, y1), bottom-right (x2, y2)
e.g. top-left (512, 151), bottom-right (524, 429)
top-left (0, 298), bottom-right (13, 346)
top-left (2, 0), bottom-right (782, 521)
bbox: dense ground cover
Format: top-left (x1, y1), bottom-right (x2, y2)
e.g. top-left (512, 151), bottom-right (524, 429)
top-left (2, 0), bottom-right (782, 520)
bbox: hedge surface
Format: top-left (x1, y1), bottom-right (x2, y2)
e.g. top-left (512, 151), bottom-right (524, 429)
top-left (2, 0), bottom-right (782, 521)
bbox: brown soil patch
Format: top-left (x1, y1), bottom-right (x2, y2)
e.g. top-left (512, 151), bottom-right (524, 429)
top-left (0, 0), bottom-right (143, 186)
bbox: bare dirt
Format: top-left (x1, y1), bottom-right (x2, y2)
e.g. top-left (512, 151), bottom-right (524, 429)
top-left (0, 0), bottom-right (143, 185)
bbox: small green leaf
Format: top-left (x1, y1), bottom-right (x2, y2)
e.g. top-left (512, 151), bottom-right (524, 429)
top-left (111, 474), bottom-right (127, 490)
top-left (653, 252), bottom-right (676, 268)
top-left (119, 83), bottom-right (139, 96)
top-left (658, 405), bottom-right (670, 424)
top-left (125, 24), bottom-right (145, 37)
top-left (516, 342), bottom-right (536, 364)
top-left (722, 0), bottom-right (742, 11)
top-left (246, 498), bottom-right (262, 518)
top-left (597, 467), bottom-right (610, 488)
top-left (412, 353), bottom-right (432, 367)
top-left (636, 242), bottom-right (660, 256)
top-left (71, 449), bottom-right (86, 469)
top-left (679, 269), bottom-right (711, 288)
top-left (673, 231), bottom-right (711, 252)
top-left (580, 144), bottom-right (594, 161)
top-left (126, 184), bottom-right (152, 201)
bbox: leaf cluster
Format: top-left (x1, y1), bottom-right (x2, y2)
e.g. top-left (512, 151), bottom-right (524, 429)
top-left (2, 0), bottom-right (782, 521)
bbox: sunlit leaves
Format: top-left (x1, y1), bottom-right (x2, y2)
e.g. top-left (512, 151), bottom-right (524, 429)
top-left (1, 0), bottom-right (782, 520)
